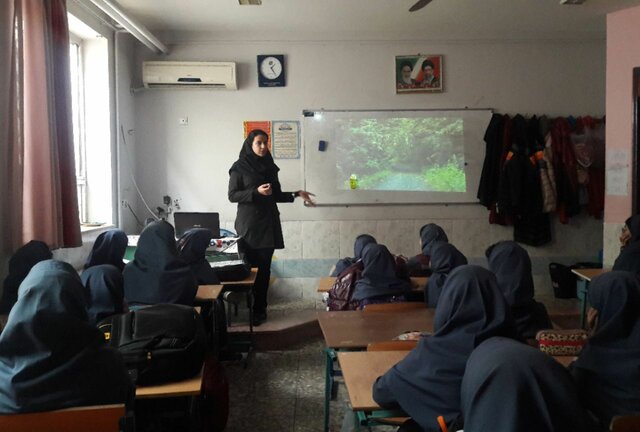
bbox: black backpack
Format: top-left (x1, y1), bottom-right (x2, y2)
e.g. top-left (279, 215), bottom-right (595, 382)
top-left (98, 304), bottom-right (207, 386)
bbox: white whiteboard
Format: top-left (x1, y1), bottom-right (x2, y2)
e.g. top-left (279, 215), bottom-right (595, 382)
top-left (303, 109), bottom-right (493, 205)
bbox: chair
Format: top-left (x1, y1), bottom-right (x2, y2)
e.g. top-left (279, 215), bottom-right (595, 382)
top-left (610, 415), bottom-right (640, 432)
top-left (367, 340), bottom-right (418, 351)
top-left (362, 302), bottom-right (424, 313)
top-left (0, 404), bottom-right (126, 432)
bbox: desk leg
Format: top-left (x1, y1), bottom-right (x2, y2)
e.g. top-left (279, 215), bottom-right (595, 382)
top-left (577, 279), bottom-right (589, 329)
top-left (324, 348), bottom-right (336, 432)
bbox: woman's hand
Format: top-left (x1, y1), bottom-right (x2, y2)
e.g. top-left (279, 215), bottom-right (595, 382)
top-left (297, 190), bottom-right (316, 207)
top-left (257, 183), bottom-right (272, 196)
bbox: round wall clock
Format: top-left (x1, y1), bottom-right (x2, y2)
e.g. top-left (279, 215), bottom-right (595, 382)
top-left (257, 54), bottom-right (285, 87)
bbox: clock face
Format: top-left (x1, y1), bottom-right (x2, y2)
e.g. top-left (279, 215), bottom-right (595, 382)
top-left (260, 56), bottom-right (283, 80)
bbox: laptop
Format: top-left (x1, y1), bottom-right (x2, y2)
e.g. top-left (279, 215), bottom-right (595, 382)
top-left (173, 212), bottom-right (220, 238)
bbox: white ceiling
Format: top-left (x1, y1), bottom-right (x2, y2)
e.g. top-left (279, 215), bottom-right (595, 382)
top-left (114, 0), bottom-right (640, 41)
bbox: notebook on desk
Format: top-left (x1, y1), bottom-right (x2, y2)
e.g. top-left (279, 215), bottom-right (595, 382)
top-left (174, 212), bottom-right (220, 238)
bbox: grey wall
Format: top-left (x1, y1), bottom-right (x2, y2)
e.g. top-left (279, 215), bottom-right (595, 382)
top-left (116, 37), bottom-right (606, 304)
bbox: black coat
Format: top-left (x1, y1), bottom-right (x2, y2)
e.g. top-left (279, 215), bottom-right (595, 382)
top-left (462, 337), bottom-right (597, 432)
top-left (372, 265), bottom-right (518, 431)
top-left (228, 134), bottom-right (294, 250)
top-left (570, 271), bottom-right (640, 429)
top-left (0, 260), bottom-right (131, 413)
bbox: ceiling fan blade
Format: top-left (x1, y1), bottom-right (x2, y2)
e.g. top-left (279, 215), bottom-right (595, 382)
top-left (409, 0), bottom-right (433, 12)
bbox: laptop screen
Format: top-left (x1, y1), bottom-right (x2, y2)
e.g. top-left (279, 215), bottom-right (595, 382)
top-left (174, 212), bottom-right (220, 238)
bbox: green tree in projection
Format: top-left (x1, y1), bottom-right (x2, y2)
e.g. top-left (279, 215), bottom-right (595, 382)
top-left (336, 117), bottom-right (465, 191)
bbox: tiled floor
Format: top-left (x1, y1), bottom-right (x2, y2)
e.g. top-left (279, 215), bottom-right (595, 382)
top-left (222, 337), bottom-right (395, 432)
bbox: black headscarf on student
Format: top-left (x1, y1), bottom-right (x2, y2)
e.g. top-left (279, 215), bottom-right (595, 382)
top-left (228, 129), bottom-right (279, 182)
top-left (425, 241), bottom-right (467, 308)
top-left (177, 228), bottom-right (219, 285)
top-left (84, 229), bottom-right (128, 271)
top-left (613, 215), bottom-right (640, 272)
top-left (352, 243), bottom-right (412, 301)
top-left (461, 337), bottom-right (597, 432)
top-left (0, 260), bottom-right (130, 413)
top-left (0, 240), bottom-right (52, 314)
top-left (420, 223), bottom-right (448, 256)
top-left (331, 234), bottom-right (377, 277)
top-left (80, 264), bottom-right (125, 325)
top-left (570, 271), bottom-right (640, 427)
top-left (123, 220), bottom-right (198, 306)
top-left (486, 241), bottom-right (551, 338)
top-left (372, 265), bottom-right (518, 431)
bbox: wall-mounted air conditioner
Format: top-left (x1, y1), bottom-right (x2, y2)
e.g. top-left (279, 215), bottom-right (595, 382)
top-left (142, 61), bottom-right (237, 90)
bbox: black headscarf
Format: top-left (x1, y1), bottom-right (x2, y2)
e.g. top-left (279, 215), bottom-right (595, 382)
top-left (613, 215), bottom-right (640, 272)
top-left (228, 129), bottom-right (279, 181)
top-left (123, 220), bottom-right (198, 306)
top-left (425, 241), bottom-right (467, 308)
top-left (0, 240), bottom-right (52, 314)
top-left (372, 265), bottom-right (518, 431)
top-left (0, 260), bottom-right (131, 413)
top-left (571, 271), bottom-right (640, 427)
top-left (352, 243), bottom-right (412, 301)
top-left (177, 228), bottom-right (219, 285)
top-left (84, 229), bottom-right (128, 271)
top-left (420, 223), bottom-right (448, 256)
top-left (332, 234), bottom-right (377, 277)
top-left (486, 241), bottom-right (551, 338)
top-left (461, 337), bottom-right (597, 432)
top-left (80, 264), bottom-right (125, 325)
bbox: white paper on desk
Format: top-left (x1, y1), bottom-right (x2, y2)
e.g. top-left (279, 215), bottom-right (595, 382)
top-left (606, 149), bottom-right (629, 196)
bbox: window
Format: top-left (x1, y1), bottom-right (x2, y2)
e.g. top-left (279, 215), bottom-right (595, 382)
top-left (68, 14), bottom-right (112, 226)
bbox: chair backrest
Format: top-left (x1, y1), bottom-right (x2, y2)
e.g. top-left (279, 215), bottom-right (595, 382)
top-left (367, 340), bottom-right (418, 351)
top-left (0, 404), bottom-right (125, 432)
top-left (362, 302), bottom-right (424, 313)
top-left (610, 415), bottom-right (640, 432)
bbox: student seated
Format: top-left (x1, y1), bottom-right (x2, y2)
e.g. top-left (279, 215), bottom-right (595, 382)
top-left (123, 220), bottom-right (198, 306)
top-left (177, 228), bottom-right (220, 284)
top-left (84, 229), bottom-right (128, 272)
top-left (331, 234), bottom-right (376, 277)
top-left (569, 271), bottom-right (640, 429)
top-left (0, 240), bottom-right (52, 315)
top-left (81, 264), bottom-right (127, 326)
top-left (372, 265), bottom-right (518, 432)
top-left (406, 223), bottom-right (448, 276)
top-left (461, 337), bottom-right (597, 432)
top-left (352, 243), bottom-right (412, 309)
top-left (613, 215), bottom-right (640, 272)
top-left (486, 241), bottom-right (552, 339)
top-left (0, 260), bottom-right (131, 413)
top-left (424, 241), bottom-right (467, 308)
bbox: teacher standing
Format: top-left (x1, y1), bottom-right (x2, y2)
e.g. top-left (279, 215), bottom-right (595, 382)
top-left (228, 129), bottom-right (315, 325)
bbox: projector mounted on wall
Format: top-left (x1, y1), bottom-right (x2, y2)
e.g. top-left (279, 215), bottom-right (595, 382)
top-left (559, 0), bottom-right (586, 4)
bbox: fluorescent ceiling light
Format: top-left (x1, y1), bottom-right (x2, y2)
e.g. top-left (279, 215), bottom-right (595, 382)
top-left (88, 0), bottom-right (169, 54)
top-left (238, 0), bottom-right (262, 5)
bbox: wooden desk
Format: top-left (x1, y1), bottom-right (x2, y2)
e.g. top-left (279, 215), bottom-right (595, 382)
top-left (572, 268), bottom-right (609, 328)
top-left (319, 308), bottom-right (433, 432)
top-left (571, 268), bottom-right (607, 282)
top-left (195, 284), bottom-right (224, 301)
top-left (338, 351), bottom-right (408, 412)
top-left (317, 276), bottom-right (427, 293)
top-left (318, 308), bottom-right (434, 349)
top-left (220, 268), bottom-right (258, 286)
top-left (136, 371), bottom-right (202, 399)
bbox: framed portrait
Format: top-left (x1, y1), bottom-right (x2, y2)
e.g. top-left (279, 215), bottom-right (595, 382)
top-left (395, 55), bottom-right (443, 94)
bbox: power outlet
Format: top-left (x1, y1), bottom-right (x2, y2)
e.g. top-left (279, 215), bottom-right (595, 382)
top-left (178, 117), bottom-right (188, 126)
top-left (120, 200), bottom-right (129, 209)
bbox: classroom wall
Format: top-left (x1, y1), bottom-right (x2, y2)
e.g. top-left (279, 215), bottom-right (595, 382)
top-left (603, 5), bottom-right (640, 266)
top-left (123, 37), bottom-right (605, 302)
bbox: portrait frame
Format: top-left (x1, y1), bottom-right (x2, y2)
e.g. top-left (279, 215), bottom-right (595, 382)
top-left (395, 55), bottom-right (444, 94)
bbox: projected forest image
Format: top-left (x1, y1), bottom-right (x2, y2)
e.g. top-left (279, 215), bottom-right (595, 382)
top-left (335, 117), bottom-right (466, 192)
